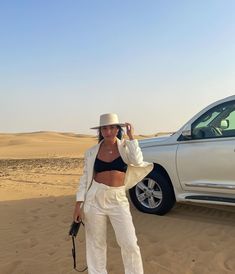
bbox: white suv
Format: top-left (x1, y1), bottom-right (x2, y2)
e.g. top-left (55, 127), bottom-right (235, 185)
top-left (129, 95), bottom-right (235, 215)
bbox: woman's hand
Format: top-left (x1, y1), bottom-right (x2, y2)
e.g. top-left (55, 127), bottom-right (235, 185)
top-left (73, 202), bottom-right (83, 222)
top-left (125, 123), bottom-right (134, 140)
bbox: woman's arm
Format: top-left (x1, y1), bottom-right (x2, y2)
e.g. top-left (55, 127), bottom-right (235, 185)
top-left (124, 123), bottom-right (144, 166)
top-left (74, 150), bottom-right (89, 221)
top-left (125, 139), bottom-right (144, 166)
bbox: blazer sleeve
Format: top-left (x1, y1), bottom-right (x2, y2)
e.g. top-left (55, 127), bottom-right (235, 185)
top-left (76, 150), bottom-right (89, 202)
top-left (124, 139), bottom-right (144, 166)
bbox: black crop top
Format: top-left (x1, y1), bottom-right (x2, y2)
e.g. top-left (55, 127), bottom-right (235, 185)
top-left (94, 156), bottom-right (127, 173)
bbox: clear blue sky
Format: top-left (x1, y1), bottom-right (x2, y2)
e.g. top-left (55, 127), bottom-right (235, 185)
top-left (1, 0), bottom-right (235, 134)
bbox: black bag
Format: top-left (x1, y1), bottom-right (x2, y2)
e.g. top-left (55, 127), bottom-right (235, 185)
top-left (69, 221), bottom-right (82, 237)
top-left (69, 220), bottom-right (87, 272)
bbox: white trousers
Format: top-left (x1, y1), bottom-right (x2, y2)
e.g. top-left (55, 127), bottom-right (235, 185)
top-left (83, 180), bottom-right (144, 274)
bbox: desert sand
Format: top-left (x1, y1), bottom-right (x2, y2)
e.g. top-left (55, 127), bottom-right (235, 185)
top-left (0, 132), bottom-right (235, 274)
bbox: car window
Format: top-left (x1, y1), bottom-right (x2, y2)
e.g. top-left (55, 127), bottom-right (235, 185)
top-left (192, 100), bottom-right (235, 139)
top-left (194, 110), bottom-right (221, 128)
top-left (222, 109), bottom-right (235, 137)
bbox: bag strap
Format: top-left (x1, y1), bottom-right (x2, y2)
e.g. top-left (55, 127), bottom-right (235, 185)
top-left (71, 222), bottom-right (87, 272)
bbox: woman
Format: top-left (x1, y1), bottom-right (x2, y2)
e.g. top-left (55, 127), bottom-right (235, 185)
top-left (73, 113), bottom-right (153, 274)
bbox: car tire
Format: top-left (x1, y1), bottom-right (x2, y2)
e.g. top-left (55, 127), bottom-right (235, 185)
top-left (129, 169), bottom-right (176, 215)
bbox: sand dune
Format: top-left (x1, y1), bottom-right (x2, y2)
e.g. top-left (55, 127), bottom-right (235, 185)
top-left (0, 132), bottom-right (235, 274)
top-left (0, 132), bottom-right (97, 159)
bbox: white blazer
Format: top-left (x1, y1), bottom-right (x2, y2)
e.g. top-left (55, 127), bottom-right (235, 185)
top-left (76, 138), bottom-right (153, 202)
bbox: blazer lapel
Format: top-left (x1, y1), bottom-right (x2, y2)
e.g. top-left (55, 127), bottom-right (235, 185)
top-left (88, 142), bottom-right (101, 166)
top-left (86, 141), bottom-right (103, 189)
top-left (117, 138), bottom-right (129, 164)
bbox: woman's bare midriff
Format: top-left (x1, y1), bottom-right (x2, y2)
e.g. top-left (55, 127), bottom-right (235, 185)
top-left (94, 171), bottom-right (125, 187)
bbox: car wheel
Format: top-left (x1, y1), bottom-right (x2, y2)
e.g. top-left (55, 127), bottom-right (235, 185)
top-left (129, 169), bottom-right (176, 215)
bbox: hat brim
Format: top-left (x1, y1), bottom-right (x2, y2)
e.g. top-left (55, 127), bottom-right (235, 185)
top-left (90, 123), bottom-right (126, 130)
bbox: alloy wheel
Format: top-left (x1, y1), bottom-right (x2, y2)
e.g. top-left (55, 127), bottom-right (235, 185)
top-left (135, 178), bottom-right (163, 209)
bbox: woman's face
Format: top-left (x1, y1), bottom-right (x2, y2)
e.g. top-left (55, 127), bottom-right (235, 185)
top-left (100, 125), bottom-right (119, 140)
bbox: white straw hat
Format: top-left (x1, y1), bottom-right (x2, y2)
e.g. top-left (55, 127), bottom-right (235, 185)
top-left (90, 113), bottom-right (126, 129)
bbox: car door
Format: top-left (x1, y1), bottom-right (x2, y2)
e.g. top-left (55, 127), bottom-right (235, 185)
top-left (176, 99), bottom-right (235, 195)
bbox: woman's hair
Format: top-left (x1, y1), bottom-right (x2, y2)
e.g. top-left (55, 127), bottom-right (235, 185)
top-left (98, 125), bottom-right (124, 143)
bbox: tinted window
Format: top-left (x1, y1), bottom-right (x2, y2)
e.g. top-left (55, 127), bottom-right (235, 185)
top-left (192, 100), bottom-right (235, 139)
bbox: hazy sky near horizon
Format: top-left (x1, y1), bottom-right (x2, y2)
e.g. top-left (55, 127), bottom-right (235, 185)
top-left (1, 0), bottom-right (235, 134)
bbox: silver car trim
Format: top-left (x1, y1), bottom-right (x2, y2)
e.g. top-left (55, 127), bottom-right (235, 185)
top-left (185, 182), bottom-right (235, 189)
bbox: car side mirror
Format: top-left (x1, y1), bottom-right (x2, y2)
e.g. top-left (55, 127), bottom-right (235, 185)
top-left (181, 124), bottom-right (192, 139)
top-left (220, 119), bottom-right (229, 129)
top-left (182, 129), bottom-right (192, 137)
